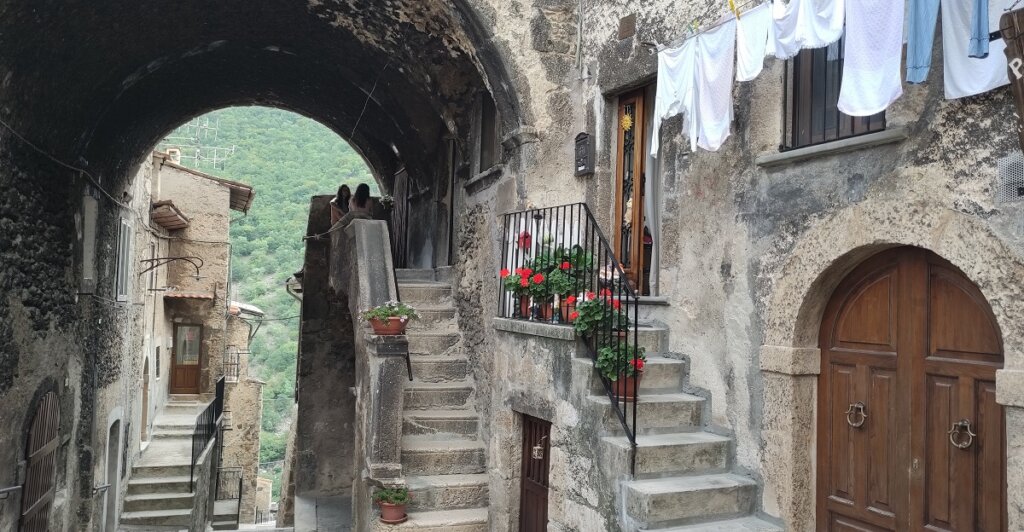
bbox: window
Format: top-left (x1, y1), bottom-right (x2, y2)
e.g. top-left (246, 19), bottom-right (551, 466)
top-left (114, 217), bottom-right (132, 302)
top-left (155, 347), bottom-right (160, 378)
top-left (147, 243), bottom-right (156, 291)
top-left (81, 193), bottom-right (98, 293)
top-left (782, 36), bottom-right (885, 150)
top-left (478, 94), bottom-right (500, 171)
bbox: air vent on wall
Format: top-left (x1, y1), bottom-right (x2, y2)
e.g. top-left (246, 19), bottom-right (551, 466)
top-left (996, 151), bottom-right (1024, 204)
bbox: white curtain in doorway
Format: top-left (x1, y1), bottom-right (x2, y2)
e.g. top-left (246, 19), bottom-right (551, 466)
top-left (643, 84), bottom-right (662, 296)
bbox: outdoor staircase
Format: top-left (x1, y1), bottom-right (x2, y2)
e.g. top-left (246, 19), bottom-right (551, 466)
top-left (382, 268), bottom-right (489, 531)
top-left (119, 396), bottom-right (217, 530)
top-left (582, 324), bottom-right (782, 532)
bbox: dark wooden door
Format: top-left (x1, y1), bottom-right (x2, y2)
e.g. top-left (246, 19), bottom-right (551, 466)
top-left (818, 247), bottom-right (1005, 531)
top-left (519, 415), bottom-right (551, 532)
top-left (171, 324), bottom-right (202, 394)
top-left (20, 392), bottom-right (59, 532)
top-left (613, 89), bottom-right (646, 293)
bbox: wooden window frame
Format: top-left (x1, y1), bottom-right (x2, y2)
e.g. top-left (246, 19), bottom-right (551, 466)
top-left (477, 94), bottom-right (500, 172)
top-left (782, 36), bottom-right (885, 151)
top-left (612, 89), bottom-right (647, 292)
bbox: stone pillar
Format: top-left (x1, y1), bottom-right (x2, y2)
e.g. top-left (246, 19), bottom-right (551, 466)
top-left (997, 369), bottom-right (1024, 529)
top-left (363, 335), bottom-right (409, 482)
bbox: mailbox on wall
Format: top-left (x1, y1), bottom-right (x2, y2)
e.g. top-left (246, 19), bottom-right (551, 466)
top-left (575, 132), bottom-right (595, 177)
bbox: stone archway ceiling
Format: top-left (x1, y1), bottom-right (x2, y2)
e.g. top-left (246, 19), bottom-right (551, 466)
top-left (0, 0), bottom-right (501, 185)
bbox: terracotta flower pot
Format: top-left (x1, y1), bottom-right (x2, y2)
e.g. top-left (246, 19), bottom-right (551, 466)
top-left (517, 296), bottom-right (531, 319)
top-left (560, 302), bottom-right (577, 323)
top-left (612, 373), bottom-right (642, 401)
top-left (537, 301), bottom-right (554, 321)
top-left (370, 317), bottom-right (408, 336)
top-left (377, 502), bottom-right (408, 524)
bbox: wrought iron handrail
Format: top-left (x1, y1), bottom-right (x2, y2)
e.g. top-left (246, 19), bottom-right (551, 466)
top-left (190, 376), bottom-right (226, 490)
top-left (498, 203), bottom-right (641, 473)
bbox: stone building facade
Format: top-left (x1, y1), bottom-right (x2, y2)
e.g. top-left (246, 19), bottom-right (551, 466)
top-left (2, 1), bottom-right (1024, 531)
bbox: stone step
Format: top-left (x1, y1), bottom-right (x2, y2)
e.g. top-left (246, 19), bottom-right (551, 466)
top-left (410, 356), bottom-right (470, 383)
top-left (585, 324), bottom-right (669, 355)
top-left (130, 463), bottom-right (193, 479)
top-left (403, 410), bottom-right (479, 438)
top-left (396, 269), bottom-right (437, 282)
top-left (407, 332), bottom-right (462, 356)
top-left (650, 516), bottom-right (783, 531)
top-left (212, 520), bottom-right (239, 530)
top-left (150, 430), bottom-right (194, 440)
top-left (371, 507), bottom-right (488, 532)
top-left (119, 508), bottom-right (193, 527)
top-left (624, 473), bottom-right (757, 528)
top-left (126, 475), bottom-right (192, 495)
top-left (574, 356), bottom-right (686, 395)
top-left (587, 393), bottom-right (704, 434)
top-left (407, 307), bottom-right (458, 331)
top-left (406, 473), bottom-right (489, 511)
top-left (603, 432), bottom-right (730, 477)
top-left (400, 283), bottom-right (453, 307)
top-left (404, 383), bottom-right (474, 410)
top-left (401, 438), bottom-right (486, 475)
top-left (123, 492), bottom-right (195, 512)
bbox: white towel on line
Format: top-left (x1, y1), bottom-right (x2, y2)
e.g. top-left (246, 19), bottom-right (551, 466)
top-left (771, 0), bottom-right (845, 60)
top-left (650, 39), bottom-right (698, 157)
top-left (691, 18), bottom-right (737, 152)
top-left (837, 0), bottom-right (904, 116)
top-left (941, 0), bottom-right (1009, 99)
top-left (736, 3), bottom-right (773, 82)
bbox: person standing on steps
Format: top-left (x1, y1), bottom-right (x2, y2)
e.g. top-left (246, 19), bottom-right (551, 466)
top-left (335, 182), bottom-right (374, 229)
top-left (330, 184), bottom-right (352, 225)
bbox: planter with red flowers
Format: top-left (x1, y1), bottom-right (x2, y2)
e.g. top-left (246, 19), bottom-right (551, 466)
top-left (373, 486), bottom-right (410, 524)
top-left (595, 343), bottom-right (647, 401)
top-left (361, 301), bottom-right (420, 335)
top-left (501, 267), bottom-right (535, 318)
top-left (571, 290), bottom-right (631, 338)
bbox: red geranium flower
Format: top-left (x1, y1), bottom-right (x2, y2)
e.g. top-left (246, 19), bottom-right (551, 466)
top-left (532, 273), bottom-right (545, 284)
top-left (520, 278), bottom-right (530, 287)
top-left (500, 268), bottom-right (510, 278)
top-left (611, 299), bottom-right (621, 310)
top-left (565, 295), bottom-right (577, 305)
top-left (600, 288), bottom-right (612, 297)
top-left (585, 290), bottom-right (596, 300)
top-left (560, 261), bottom-right (571, 270)
top-left (517, 231), bottom-right (532, 250)
top-left (569, 311), bottom-right (579, 321)
top-left (630, 358), bottom-right (645, 372)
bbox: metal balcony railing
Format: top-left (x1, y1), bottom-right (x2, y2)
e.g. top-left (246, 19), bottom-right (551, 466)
top-left (190, 376), bottom-right (225, 490)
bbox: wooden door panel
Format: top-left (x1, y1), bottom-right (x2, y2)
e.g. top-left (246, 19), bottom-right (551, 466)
top-left (866, 368), bottom-right (897, 519)
top-left (974, 380), bottom-right (1005, 532)
top-left (827, 364), bottom-right (858, 505)
top-left (835, 275), bottom-right (896, 348)
top-left (519, 414), bottom-right (550, 532)
top-left (830, 514), bottom-right (891, 532)
top-left (928, 270), bottom-right (1001, 364)
top-left (924, 375), bottom-right (958, 531)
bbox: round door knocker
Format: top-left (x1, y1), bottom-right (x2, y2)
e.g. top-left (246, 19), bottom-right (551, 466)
top-left (845, 402), bottom-right (867, 428)
top-left (948, 419), bottom-right (977, 449)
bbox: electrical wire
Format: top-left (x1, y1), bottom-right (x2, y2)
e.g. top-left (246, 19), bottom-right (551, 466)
top-left (351, 60), bottom-right (392, 138)
top-left (642, 0), bottom-right (768, 52)
top-left (0, 115), bottom-right (129, 209)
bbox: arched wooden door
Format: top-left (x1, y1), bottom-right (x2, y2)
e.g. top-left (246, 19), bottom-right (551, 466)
top-left (20, 392), bottom-right (59, 532)
top-left (817, 247), bottom-right (1005, 531)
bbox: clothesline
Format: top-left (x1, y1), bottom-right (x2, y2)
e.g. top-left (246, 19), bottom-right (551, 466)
top-left (640, 0), bottom-right (768, 52)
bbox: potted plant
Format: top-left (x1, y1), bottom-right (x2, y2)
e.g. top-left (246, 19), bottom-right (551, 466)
top-left (361, 301), bottom-right (419, 335)
top-left (595, 343), bottom-right (647, 401)
top-left (501, 267), bottom-right (534, 318)
top-left (373, 486), bottom-right (410, 524)
top-left (526, 270), bottom-right (554, 320)
top-left (571, 291), bottom-right (631, 338)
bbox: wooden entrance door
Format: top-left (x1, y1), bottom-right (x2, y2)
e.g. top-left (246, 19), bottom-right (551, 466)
top-left (171, 324), bottom-right (202, 394)
top-left (519, 415), bottom-right (551, 532)
top-left (817, 247), bottom-right (1005, 531)
top-left (613, 89), bottom-right (646, 293)
top-left (20, 392), bottom-right (59, 532)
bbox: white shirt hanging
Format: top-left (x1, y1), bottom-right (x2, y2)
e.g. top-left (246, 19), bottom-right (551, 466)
top-left (692, 18), bottom-right (737, 152)
top-left (837, 0), bottom-right (904, 116)
top-left (736, 3), bottom-right (773, 82)
top-left (941, 0), bottom-right (1009, 99)
top-left (772, 0), bottom-right (846, 60)
top-left (650, 39), bottom-right (697, 157)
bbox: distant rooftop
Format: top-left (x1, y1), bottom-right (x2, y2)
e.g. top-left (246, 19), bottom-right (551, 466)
top-left (154, 151), bottom-right (256, 214)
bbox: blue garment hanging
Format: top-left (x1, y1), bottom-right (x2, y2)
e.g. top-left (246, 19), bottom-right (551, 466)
top-left (969, 0), bottom-right (990, 58)
top-left (907, 0), bottom-right (941, 83)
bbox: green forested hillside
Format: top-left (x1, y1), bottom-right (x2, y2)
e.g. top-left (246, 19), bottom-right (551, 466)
top-left (161, 106), bottom-right (375, 492)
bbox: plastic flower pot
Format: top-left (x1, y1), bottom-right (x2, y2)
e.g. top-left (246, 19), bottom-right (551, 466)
top-left (537, 301), bottom-right (554, 321)
top-left (612, 373), bottom-right (642, 402)
top-left (518, 296), bottom-right (531, 319)
top-left (377, 502), bottom-right (408, 524)
top-left (370, 317), bottom-right (408, 335)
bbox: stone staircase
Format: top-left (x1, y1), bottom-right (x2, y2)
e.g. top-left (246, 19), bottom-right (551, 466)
top-left (382, 269), bottom-right (489, 531)
top-left (581, 325), bottom-right (782, 531)
top-left (119, 396), bottom-right (213, 530)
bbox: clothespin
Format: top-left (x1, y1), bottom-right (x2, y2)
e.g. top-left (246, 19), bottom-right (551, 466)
top-left (688, 19), bottom-right (699, 36)
top-left (729, 0), bottom-right (739, 17)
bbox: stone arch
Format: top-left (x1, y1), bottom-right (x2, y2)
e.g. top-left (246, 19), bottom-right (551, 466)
top-left (757, 195), bottom-right (1024, 529)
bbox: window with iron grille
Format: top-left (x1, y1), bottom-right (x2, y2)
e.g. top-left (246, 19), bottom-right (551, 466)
top-left (782, 35), bottom-right (885, 151)
top-left (114, 217), bottom-right (133, 302)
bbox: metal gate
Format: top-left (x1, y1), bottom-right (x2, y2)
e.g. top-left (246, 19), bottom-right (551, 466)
top-left (390, 168), bottom-right (409, 269)
top-left (21, 392), bottom-right (59, 532)
top-left (519, 414), bottom-right (551, 532)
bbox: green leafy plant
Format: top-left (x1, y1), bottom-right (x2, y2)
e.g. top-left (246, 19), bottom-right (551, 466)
top-left (373, 486), bottom-right (410, 505)
top-left (526, 271), bottom-right (551, 301)
top-left (546, 269), bottom-right (576, 298)
top-left (360, 301), bottom-right (420, 322)
top-left (595, 343), bottom-right (647, 381)
top-left (501, 267), bottom-right (533, 296)
top-left (571, 291), bottom-right (631, 337)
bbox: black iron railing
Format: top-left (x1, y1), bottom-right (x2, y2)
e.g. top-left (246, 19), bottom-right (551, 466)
top-left (223, 347), bottom-right (241, 383)
top-left (499, 203), bottom-right (641, 472)
top-left (190, 377), bottom-right (226, 490)
top-left (215, 467), bottom-right (243, 500)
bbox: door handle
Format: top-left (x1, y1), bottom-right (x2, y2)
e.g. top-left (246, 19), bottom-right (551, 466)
top-left (845, 402), bottom-right (867, 428)
top-left (948, 419), bottom-right (977, 449)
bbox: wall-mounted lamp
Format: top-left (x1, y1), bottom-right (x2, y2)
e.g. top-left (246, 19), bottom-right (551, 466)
top-left (139, 256), bottom-right (205, 281)
top-left (531, 435), bottom-right (548, 460)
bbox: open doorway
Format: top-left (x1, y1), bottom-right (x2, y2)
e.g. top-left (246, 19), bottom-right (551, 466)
top-left (141, 358), bottom-right (150, 442)
top-left (103, 420), bottom-right (121, 532)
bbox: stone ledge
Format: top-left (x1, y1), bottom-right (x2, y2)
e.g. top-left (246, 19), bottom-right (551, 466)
top-left (759, 345), bottom-right (821, 375)
top-left (464, 164), bottom-right (504, 195)
top-left (492, 317), bottom-right (576, 341)
top-left (997, 369), bottom-right (1024, 407)
top-left (638, 296), bottom-right (670, 306)
top-left (755, 127), bottom-right (908, 168)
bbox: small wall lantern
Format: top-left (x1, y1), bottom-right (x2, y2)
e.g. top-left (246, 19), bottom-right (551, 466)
top-left (575, 132), bottom-right (595, 177)
top-left (531, 435), bottom-right (548, 460)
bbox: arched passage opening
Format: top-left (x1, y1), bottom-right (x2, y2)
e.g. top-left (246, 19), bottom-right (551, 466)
top-left (0, 2), bottom-right (522, 529)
